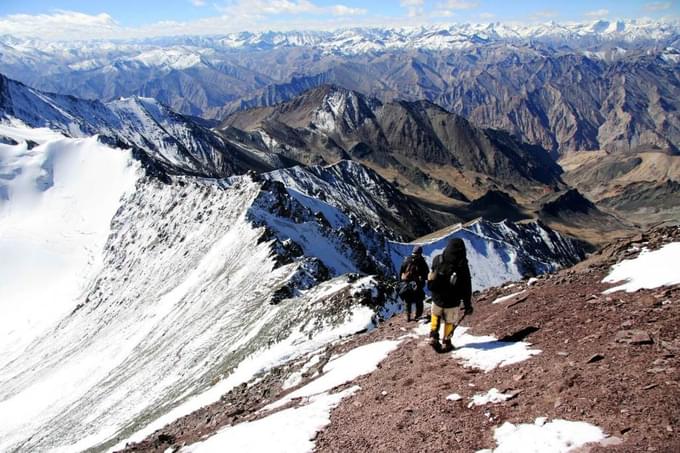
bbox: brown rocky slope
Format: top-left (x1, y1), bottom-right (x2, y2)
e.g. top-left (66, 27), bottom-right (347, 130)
top-left (120, 226), bottom-right (680, 452)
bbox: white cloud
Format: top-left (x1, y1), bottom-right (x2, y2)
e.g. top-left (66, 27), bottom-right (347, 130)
top-left (218, 0), bottom-right (316, 17)
top-left (433, 9), bottom-right (455, 17)
top-left (530, 10), bottom-right (558, 21)
top-left (585, 9), bottom-right (609, 18)
top-left (438, 0), bottom-right (479, 10)
top-left (329, 5), bottom-right (367, 16)
top-left (0, 11), bottom-right (120, 40)
top-left (217, 0), bottom-right (365, 18)
top-left (400, 0), bottom-right (425, 17)
top-left (0, 2), bottom-right (370, 40)
top-left (644, 2), bottom-right (673, 12)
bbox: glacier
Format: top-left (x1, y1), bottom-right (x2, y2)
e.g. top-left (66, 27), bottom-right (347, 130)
top-left (0, 125), bottom-right (141, 366)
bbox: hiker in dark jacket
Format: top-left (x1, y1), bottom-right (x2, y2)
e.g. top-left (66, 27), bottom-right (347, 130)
top-left (427, 238), bottom-right (473, 352)
top-left (399, 246), bottom-right (429, 322)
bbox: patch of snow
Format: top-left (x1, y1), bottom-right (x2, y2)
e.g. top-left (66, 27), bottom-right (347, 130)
top-left (602, 242), bottom-right (680, 293)
top-left (411, 322), bottom-right (540, 372)
top-left (492, 290), bottom-right (526, 305)
top-left (451, 327), bottom-right (541, 372)
top-left (477, 418), bottom-right (606, 453)
top-left (446, 393), bottom-right (462, 401)
top-left (265, 340), bottom-right (401, 411)
top-left (283, 354), bottom-right (322, 390)
top-left (527, 277), bottom-right (539, 286)
top-left (468, 388), bottom-right (512, 407)
top-left (183, 386), bottom-right (357, 453)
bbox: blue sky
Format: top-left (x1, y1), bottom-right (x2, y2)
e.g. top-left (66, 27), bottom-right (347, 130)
top-left (0, 0), bottom-right (677, 40)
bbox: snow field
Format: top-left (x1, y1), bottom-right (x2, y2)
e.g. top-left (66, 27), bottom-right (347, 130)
top-left (602, 242), bottom-right (680, 293)
top-left (476, 418), bottom-right (606, 453)
top-left (184, 340), bottom-right (401, 453)
top-left (468, 388), bottom-right (514, 408)
top-left (0, 129), bottom-right (140, 366)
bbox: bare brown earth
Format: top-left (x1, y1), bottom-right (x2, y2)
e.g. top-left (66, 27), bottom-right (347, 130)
top-left (119, 226), bottom-right (680, 453)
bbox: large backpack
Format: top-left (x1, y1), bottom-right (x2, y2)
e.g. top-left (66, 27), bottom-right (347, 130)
top-left (427, 254), bottom-right (458, 293)
top-left (400, 256), bottom-right (420, 282)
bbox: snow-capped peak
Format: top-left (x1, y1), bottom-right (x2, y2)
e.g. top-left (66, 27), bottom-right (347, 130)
top-left (0, 19), bottom-right (677, 59)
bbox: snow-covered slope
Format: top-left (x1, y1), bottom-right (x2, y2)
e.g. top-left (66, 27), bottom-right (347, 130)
top-left (0, 73), bottom-right (287, 177)
top-left (264, 160), bottom-right (437, 239)
top-left (0, 125), bottom-right (400, 452)
top-left (0, 117), bottom-right (585, 452)
top-left (0, 124), bottom-right (140, 366)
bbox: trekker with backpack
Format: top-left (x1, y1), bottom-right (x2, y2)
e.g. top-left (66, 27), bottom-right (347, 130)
top-left (427, 238), bottom-right (473, 352)
top-left (398, 246), bottom-right (429, 322)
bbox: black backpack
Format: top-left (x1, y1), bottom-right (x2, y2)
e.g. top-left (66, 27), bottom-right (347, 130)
top-left (427, 254), bottom-right (458, 293)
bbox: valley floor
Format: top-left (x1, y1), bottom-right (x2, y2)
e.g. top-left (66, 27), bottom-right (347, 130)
top-left (121, 228), bottom-right (680, 453)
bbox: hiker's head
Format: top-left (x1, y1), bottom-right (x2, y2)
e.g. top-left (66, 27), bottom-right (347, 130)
top-left (412, 246), bottom-right (423, 256)
top-left (443, 238), bottom-right (466, 262)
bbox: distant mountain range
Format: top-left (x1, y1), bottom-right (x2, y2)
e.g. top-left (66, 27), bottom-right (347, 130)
top-left (1, 20), bottom-right (679, 155)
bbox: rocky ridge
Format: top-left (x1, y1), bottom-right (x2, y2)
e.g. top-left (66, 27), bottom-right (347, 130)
top-left (221, 85), bottom-right (565, 202)
top-left (117, 225), bottom-right (680, 453)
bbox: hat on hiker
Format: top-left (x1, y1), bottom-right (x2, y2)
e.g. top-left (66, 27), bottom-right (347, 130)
top-left (443, 238), bottom-right (466, 263)
top-left (413, 246), bottom-right (423, 256)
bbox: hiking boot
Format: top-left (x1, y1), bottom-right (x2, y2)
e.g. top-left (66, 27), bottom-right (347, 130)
top-left (442, 339), bottom-right (454, 352)
top-left (428, 331), bottom-right (439, 346)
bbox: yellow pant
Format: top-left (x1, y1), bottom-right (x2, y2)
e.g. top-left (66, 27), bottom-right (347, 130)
top-left (430, 314), bottom-right (455, 340)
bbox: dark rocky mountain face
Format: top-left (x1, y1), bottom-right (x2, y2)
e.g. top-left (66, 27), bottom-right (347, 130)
top-left (263, 160), bottom-right (442, 240)
top-left (221, 85), bottom-right (566, 205)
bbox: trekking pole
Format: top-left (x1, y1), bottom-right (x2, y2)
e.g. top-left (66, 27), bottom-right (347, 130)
top-left (455, 308), bottom-right (467, 328)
